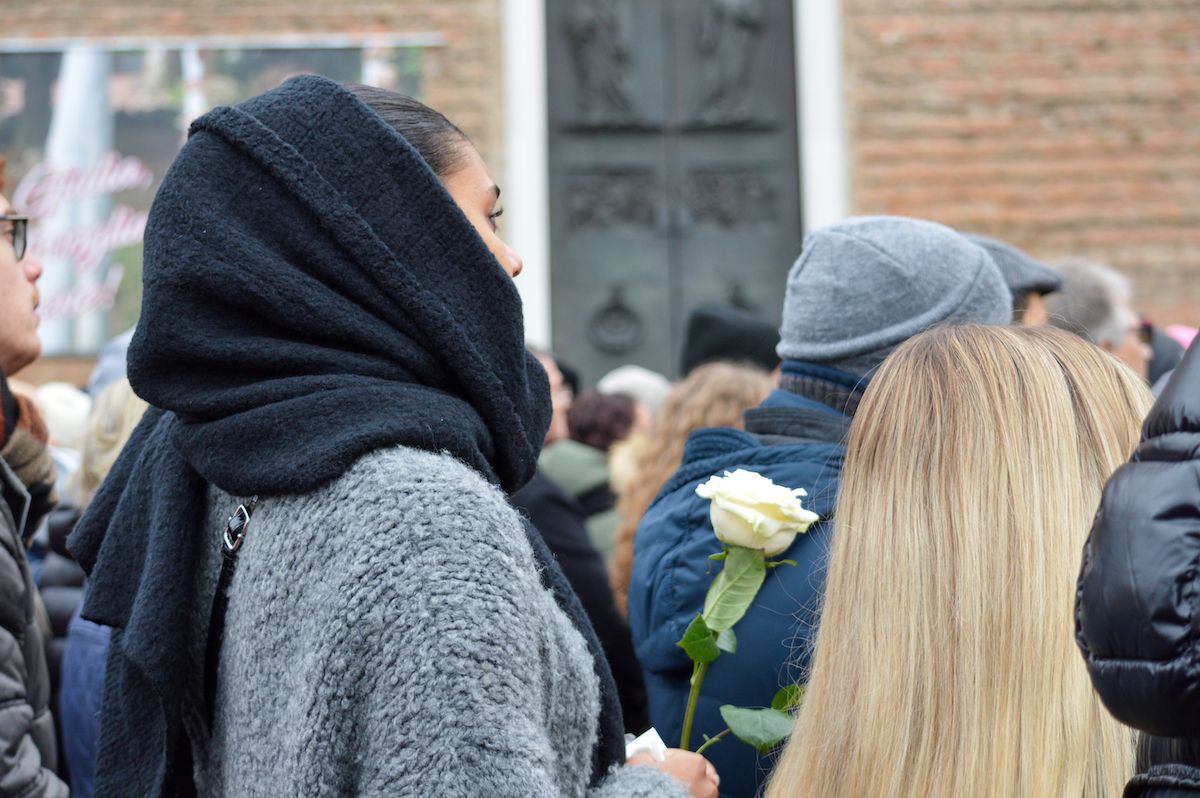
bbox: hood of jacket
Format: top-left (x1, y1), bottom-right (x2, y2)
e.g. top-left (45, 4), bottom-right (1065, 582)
top-left (539, 439), bottom-right (610, 500)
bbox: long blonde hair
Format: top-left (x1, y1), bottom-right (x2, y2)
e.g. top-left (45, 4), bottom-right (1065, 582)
top-left (766, 325), bottom-right (1149, 798)
top-left (609, 361), bottom-right (772, 615)
top-left (68, 378), bottom-right (149, 506)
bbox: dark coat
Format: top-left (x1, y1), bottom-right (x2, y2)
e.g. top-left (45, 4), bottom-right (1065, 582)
top-left (39, 505), bottom-right (86, 773)
top-left (629, 369), bottom-right (850, 798)
top-left (1076, 340), bottom-right (1200, 796)
top-left (60, 602), bottom-right (109, 798)
top-left (512, 471), bottom-right (649, 732)
top-left (39, 505), bottom-right (104, 798)
top-left (1126, 769), bottom-right (1200, 798)
top-left (1125, 739), bottom-right (1200, 798)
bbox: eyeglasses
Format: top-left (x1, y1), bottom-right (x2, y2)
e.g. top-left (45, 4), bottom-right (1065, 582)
top-left (0, 215), bottom-right (28, 262)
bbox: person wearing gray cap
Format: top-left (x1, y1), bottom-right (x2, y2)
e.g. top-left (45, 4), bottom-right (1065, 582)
top-left (626, 216), bottom-right (1011, 798)
top-left (965, 233), bottom-right (1062, 326)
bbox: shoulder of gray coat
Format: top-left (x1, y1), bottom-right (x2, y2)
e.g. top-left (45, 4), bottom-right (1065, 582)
top-left (312, 444), bottom-right (539, 573)
top-left (341, 444), bottom-right (505, 500)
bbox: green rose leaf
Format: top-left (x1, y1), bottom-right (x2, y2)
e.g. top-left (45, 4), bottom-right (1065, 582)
top-left (702, 546), bottom-right (766, 632)
top-left (676, 614), bottom-right (720, 664)
top-left (771, 684), bottom-right (806, 711)
top-left (719, 705), bottom-right (795, 755)
top-left (716, 628), bottom-right (738, 654)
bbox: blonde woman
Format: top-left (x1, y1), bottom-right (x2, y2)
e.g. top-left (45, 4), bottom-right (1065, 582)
top-left (609, 362), bottom-right (773, 616)
top-left (765, 325), bottom-right (1148, 797)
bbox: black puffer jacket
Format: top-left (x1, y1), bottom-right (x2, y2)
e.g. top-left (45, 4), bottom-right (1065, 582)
top-left (1076, 340), bottom-right (1200, 797)
top-left (0, 460), bottom-right (67, 797)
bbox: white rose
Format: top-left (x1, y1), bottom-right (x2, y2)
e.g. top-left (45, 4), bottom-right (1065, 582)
top-left (695, 469), bottom-right (820, 556)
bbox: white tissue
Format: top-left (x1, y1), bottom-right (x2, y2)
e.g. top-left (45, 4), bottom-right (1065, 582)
top-left (624, 727), bottom-right (668, 762)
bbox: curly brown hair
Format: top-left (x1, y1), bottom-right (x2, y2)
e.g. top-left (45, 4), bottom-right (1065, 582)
top-left (609, 361), bottom-right (772, 616)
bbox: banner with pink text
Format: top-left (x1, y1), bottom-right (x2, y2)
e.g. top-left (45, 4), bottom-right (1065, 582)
top-left (0, 37), bottom-right (427, 356)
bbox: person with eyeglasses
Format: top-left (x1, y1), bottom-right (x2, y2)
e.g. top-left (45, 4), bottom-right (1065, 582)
top-left (1, 202), bottom-right (40, 380)
top-left (0, 153), bottom-right (69, 796)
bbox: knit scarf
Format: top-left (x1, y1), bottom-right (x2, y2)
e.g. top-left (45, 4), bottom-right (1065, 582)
top-left (68, 75), bottom-right (622, 795)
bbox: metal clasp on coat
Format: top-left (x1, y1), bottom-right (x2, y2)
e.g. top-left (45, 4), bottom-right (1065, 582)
top-left (221, 503), bottom-right (252, 559)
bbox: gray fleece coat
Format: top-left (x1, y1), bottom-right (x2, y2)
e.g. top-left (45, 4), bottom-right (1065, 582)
top-left (183, 445), bottom-right (686, 798)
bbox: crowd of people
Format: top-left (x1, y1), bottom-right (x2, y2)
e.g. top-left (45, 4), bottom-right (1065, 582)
top-left (0, 75), bottom-right (1198, 797)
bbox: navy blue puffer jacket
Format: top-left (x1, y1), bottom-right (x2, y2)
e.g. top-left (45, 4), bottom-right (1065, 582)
top-left (1076, 340), bottom-right (1200, 796)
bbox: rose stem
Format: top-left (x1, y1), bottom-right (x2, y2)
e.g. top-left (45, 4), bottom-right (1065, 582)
top-left (679, 661), bottom-right (710, 751)
top-left (695, 727), bottom-right (731, 755)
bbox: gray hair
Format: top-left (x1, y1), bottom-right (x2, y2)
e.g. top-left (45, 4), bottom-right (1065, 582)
top-left (1044, 258), bottom-right (1136, 347)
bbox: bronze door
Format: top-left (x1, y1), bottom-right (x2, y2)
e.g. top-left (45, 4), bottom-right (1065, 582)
top-left (547, 0), bottom-right (802, 382)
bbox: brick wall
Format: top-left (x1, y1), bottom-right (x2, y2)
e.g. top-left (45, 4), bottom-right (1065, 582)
top-left (843, 0), bottom-right (1200, 327)
top-left (0, 0), bottom-right (505, 175)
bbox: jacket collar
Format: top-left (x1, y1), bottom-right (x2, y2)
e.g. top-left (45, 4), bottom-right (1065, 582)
top-left (537, 439), bottom-right (609, 497)
top-left (0, 457), bottom-right (30, 541)
top-left (744, 403), bottom-right (851, 446)
top-left (743, 360), bottom-right (865, 445)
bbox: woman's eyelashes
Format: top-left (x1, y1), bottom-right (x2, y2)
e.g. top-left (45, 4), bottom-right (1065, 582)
top-left (488, 206), bottom-right (504, 230)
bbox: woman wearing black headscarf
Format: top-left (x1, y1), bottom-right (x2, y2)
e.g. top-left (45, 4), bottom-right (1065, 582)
top-left (69, 76), bottom-right (715, 798)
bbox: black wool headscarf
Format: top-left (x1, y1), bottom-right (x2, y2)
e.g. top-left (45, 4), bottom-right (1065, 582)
top-left (69, 75), bottom-right (623, 795)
